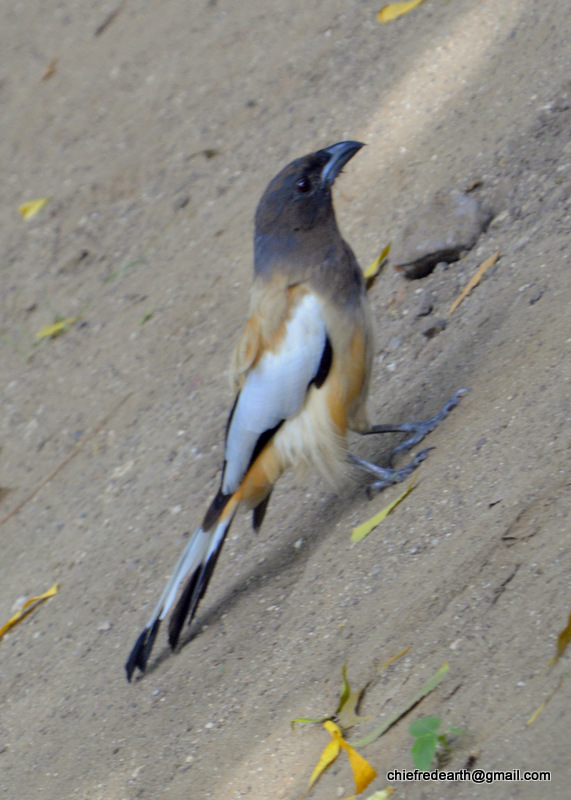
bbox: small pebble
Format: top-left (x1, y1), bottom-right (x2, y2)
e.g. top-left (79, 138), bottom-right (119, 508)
top-left (11, 597), bottom-right (28, 614)
top-left (421, 319), bottom-right (446, 338)
top-left (489, 209), bottom-right (509, 228)
top-left (416, 293), bottom-right (434, 317)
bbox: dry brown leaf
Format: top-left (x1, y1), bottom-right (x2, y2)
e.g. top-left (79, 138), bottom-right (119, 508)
top-left (527, 676), bottom-right (564, 725)
top-left (41, 58), bottom-right (58, 81)
top-left (448, 251), bottom-right (500, 315)
top-left (378, 646), bottom-right (411, 672)
top-left (0, 487), bottom-right (13, 504)
top-left (337, 686), bottom-right (371, 730)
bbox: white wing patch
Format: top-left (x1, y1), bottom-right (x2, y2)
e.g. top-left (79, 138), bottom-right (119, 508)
top-left (223, 292), bottom-right (327, 494)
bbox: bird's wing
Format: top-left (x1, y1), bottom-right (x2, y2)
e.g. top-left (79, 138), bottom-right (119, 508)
top-left (223, 291), bottom-right (328, 494)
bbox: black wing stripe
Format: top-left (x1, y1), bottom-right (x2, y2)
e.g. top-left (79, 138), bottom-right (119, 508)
top-left (252, 490), bottom-right (273, 531)
top-left (310, 335), bottom-right (333, 389)
top-left (247, 420), bottom-right (284, 473)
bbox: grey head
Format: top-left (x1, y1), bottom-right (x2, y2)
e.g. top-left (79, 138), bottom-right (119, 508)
top-left (254, 141), bottom-right (364, 276)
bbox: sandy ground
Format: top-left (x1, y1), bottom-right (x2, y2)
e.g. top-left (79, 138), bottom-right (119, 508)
top-left (1, 1), bottom-right (570, 798)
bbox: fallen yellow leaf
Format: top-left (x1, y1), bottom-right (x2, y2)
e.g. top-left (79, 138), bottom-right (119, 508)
top-left (18, 198), bottom-right (49, 220)
top-left (307, 734), bottom-right (341, 792)
top-left (0, 583), bottom-right (58, 639)
top-left (378, 0), bottom-right (425, 24)
top-left (545, 611), bottom-right (571, 667)
top-left (325, 721), bottom-right (377, 794)
top-left (306, 721), bottom-right (377, 795)
top-left (342, 741), bottom-right (377, 793)
top-left (448, 251), bottom-right (500, 316)
top-left (364, 242), bottom-right (391, 281)
top-left (35, 317), bottom-right (78, 340)
top-left (555, 611), bottom-right (571, 661)
top-left (352, 478), bottom-right (417, 542)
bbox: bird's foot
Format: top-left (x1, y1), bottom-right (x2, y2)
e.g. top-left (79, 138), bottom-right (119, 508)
top-left (351, 388), bottom-right (467, 495)
top-left (349, 448), bottom-right (433, 497)
top-left (363, 388), bottom-right (467, 466)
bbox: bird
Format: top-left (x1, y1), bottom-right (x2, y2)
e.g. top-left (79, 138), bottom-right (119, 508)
top-left (125, 141), bottom-right (464, 681)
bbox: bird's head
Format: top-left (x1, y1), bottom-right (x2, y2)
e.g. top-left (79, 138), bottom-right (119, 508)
top-left (254, 141), bottom-right (364, 269)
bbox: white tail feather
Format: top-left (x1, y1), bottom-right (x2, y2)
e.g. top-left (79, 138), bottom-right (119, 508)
top-left (148, 501), bottom-right (238, 628)
top-left (145, 526), bottom-right (212, 627)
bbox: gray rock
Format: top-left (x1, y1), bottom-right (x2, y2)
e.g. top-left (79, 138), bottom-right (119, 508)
top-left (415, 292), bottom-right (434, 317)
top-left (393, 190), bottom-right (493, 279)
top-left (421, 318), bottom-right (447, 338)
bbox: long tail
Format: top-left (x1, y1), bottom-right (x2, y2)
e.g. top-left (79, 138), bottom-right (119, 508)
top-left (125, 492), bottom-right (239, 681)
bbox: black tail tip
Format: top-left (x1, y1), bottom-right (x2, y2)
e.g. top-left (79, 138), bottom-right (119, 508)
top-left (125, 619), bottom-right (161, 682)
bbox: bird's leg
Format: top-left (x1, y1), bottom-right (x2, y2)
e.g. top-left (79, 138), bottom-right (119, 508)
top-left (348, 449), bottom-right (433, 497)
top-left (364, 388), bottom-right (467, 463)
top-left (351, 388), bottom-right (467, 496)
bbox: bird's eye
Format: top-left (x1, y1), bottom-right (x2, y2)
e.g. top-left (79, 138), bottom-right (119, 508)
top-left (296, 177), bottom-right (312, 194)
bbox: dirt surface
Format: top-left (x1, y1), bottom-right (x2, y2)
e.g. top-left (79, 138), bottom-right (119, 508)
top-left (1, 1), bottom-right (570, 798)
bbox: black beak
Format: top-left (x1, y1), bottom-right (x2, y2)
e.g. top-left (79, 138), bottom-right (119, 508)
top-left (319, 140), bottom-right (365, 185)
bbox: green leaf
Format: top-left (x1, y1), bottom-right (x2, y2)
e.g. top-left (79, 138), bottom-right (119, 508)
top-left (351, 662), bottom-right (449, 748)
top-left (411, 733), bottom-right (438, 771)
top-left (409, 716), bottom-right (441, 738)
top-left (336, 664), bottom-right (351, 713)
top-left (335, 665), bottom-right (372, 728)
